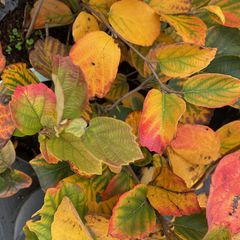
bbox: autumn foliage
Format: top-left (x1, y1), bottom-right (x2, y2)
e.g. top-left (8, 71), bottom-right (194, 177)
top-left (0, 0), bottom-right (240, 239)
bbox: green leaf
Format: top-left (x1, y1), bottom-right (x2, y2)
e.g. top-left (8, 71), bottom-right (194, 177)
top-left (64, 118), bottom-right (88, 138)
top-left (203, 226), bottom-right (232, 240)
top-left (109, 184), bottom-right (156, 239)
top-left (52, 56), bottom-right (88, 123)
top-left (0, 169), bottom-right (32, 198)
top-left (30, 155), bottom-right (73, 191)
top-left (23, 225), bottom-right (39, 240)
top-left (10, 83), bottom-right (57, 135)
top-left (206, 26), bottom-right (240, 57)
top-left (174, 211), bottom-right (208, 240)
top-left (29, 36), bottom-right (68, 79)
top-left (82, 117), bottom-right (143, 171)
top-left (204, 56), bottom-right (240, 78)
top-left (183, 73), bottom-right (240, 108)
top-left (0, 140), bottom-right (15, 174)
top-left (26, 182), bottom-right (87, 240)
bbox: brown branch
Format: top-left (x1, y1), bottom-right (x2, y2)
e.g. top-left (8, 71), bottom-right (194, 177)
top-left (82, 3), bottom-right (182, 96)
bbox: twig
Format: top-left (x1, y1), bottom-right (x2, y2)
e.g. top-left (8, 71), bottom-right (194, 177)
top-left (45, 24), bottom-right (49, 37)
top-left (26, 0), bottom-right (44, 39)
top-left (106, 76), bottom-right (152, 112)
top-left (82, 3), bottom-right (182, 96)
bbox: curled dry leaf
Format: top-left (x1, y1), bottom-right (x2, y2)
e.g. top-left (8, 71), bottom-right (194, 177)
top-left (70, 31), bottom-right (121, 98)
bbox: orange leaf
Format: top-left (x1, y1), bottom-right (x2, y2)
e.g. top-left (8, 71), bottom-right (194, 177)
top-left (161, 14), bottom-right (207, 45)
top-left (70, 31), bottom-right (121, 98)
top-left (139, 89), bottom-right (186, 154)
top-left (147, 160), bottom-right (201, 216)
top-left (125, 110), bottom-right (142, 138)
top-left (0, 43), bottom-right (6, 73)
top-left (0, 103), bottom-right (15, 149)
top-left (207, 150), bottom-right (240, 234)
top-left (109, 0), bottom-right (160, 46)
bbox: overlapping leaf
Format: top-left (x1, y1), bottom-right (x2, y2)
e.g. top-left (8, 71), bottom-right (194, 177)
top-left (88, 0), bottom-right (118, 17)
top-left (0, 140), bottom-right (15, 174)
top-left (109, 184), bottom-right (156, 239)
top-left (125, 110), bottom-right (142, 138)
top-left (31, 0), bottom-right (74, 29)
top-left (149, 43), bottom-right (216, 78)
top-left (161, 14), bottom-right (207, 45)
top-left (52, 56), bottom-right (88, 122)
top-left (0, 169), bottom-right (32, 198)
top-left (51, 197), bottom-right (93, 240)
top-left (216, 121), bottom-right (240, 155)
top-left (1, 63), bottom-right (39, 92)
top-left (147, 0), bottom-right (192, 14)
top-left (203, 5), bottom-right (225, 24)
top-left (29, 36), bottom-right (68, 79)
top-left (30, 155), bottom-right (73, 191)
top-left (183, 73), bottom-right (240, 108)
top-left (70, 31), bottom-right (121, 98)
top-left (207, 150), bottom-right (240, 234)
top-left (139, 89), bottom-right (186, 154)
top-left (210, 0), bottom-right (240, 28)
top-left (0, 103), bottom-right (15, 149)
top-left (10, 83), bottom-right (57, 135)
top-left (109, 0), bottom-right (160, 46)
top-left (72, 11), bottom-right (99, 42)
top-left (147, 161), bottom-right (201, 217)
top-left (27, 182), bottom-right (87, 240)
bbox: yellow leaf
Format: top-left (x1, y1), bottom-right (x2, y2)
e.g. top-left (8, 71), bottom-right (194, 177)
top-left (109, 0), bottom-right (160, 46)
top-left (51, 197), bottom-right (93, 240)
top-left (72, 11), bottom-right (99, 42)
top-left (70, 31), bottom-right (121, 98)
top-left (169, 124), bottom-right (220, 165)
top-left (125, 110), bottom-right (142, 138)
top-left (203, 5), bottom-right (225, 24)
top-left (161, 14), bottom-right (207, 45)
top-left (216, 120), bottom-right (240, 155)
top-left (85, 215), bottom-right (118, 240)
top-left (149, 43), bottom-right (217, 78)
top-left (148, 0), bottom-right (192, 15)
top-left (31, 0), bottom-right (74, 29)
top-left (89, 0), bottom-right (118, 17)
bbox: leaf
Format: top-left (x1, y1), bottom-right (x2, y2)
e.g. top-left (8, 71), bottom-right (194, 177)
top-left (122, 91), bottom-right (144, 110)
top-left (52, 56), bottom-right (88, 122)
top-left (203, 226), bottom-right (232, 240)
top-left (147, 160), bottom-right (201, 216)
top-left (64, 118), bottom-right (88, 138)
top-left (1, 63), bottom-right (39, 92)
top-left (105, 74), bottom-right (129, 101)
top-left (0, 103), bottom-right (15, 149)
top-left (109, 184), bottom-right (156, 239)
top-left (0, 43), bottom-right (6, 73)
top-left (206, 150), bottom-right (240, 234)
top-left (210, 0), bottom-right (240, 28)
top-left (51, 197), bottom-right (93, 240)
top-left (147, 0), bottom-right (192, 14)
top-left (169, 124), bottom-right (220, 165)
top-left (10, 83), bottom-right (57, 135)
top-left (204, 56), bottom-right (240, 78)
top-left (88, 0), bottom-right (118, 17)
top-left (29, 36), bottom-right (68, 79)
top-left (206, 26), bottom-right (240, 57)
top-left (125, 110), bottom-right (142, 138)
top-left (216, 120), bottom-right (240, 155)
top-left (0, 169), bottom-right (32, 198)
top-left (161, 14), bottom-right (207, 45)
top-left (203, 5), bottom-right (225, 24)
top-left (109, 0), bottom-right (160, 46)
top-left (150, 43), bottom-right (216, 78)
top-left (183, 73), bottom-right (240, 108)
top-left (31, 0), bottom-right (74, 29)
top-left (85, 215), bottom-right (118, 240)
top-left (139, 89), bottom-right (186, 154)
top-left (72, 11), bottom-right (99, 42)
top-left (0, 140), bottom-right (15, 174)
top-left (101, 170), bottom-right (135, 200)
top-left (27, 182), bottom-right (87, 240)
top-left (30, 154), bottom-right (73, 191)
top-left (174, 211), bottom-right (208, 240)
top-left (70, 31), bottom-right (121, 98)
top-left (60, 0), bottom-right (80, 12)
top-left (46, 131), bottom-right (103, 175)
top-left (23, 226), bottom-right (39, 240)
top-left (180, 103), bottom-right (214, 125)
top-left (82, 117), bottom-right (143, 171)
